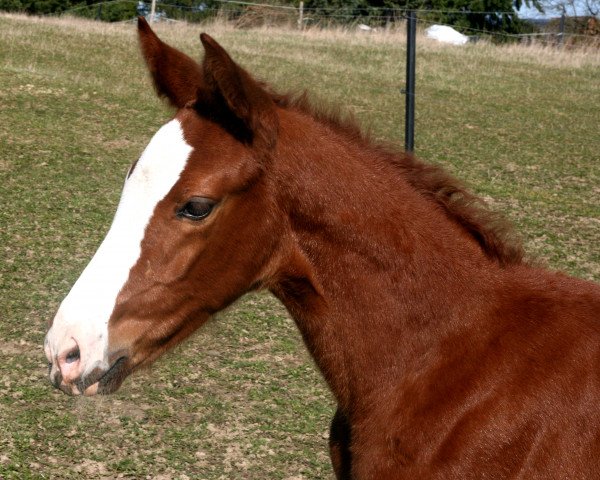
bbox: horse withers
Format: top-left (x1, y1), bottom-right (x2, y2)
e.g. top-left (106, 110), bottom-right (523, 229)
top-left (45, 18), bottom-right (600, 479)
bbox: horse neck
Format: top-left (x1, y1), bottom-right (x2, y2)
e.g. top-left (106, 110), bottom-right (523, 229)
top-left (268, 109), bottom-right (502, 410)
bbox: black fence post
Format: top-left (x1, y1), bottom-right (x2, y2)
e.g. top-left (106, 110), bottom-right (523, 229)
top-left (404, 10), bottom-right (417, 153)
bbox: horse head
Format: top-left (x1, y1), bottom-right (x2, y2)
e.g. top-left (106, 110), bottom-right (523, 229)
top-left (45, 19), bottom-right (288, 395)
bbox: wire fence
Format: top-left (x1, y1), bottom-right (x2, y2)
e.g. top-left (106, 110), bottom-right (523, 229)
top-left (56, 0), bottom-right (600, 46)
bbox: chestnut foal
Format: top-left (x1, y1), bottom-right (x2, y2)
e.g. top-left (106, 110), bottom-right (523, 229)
top-left (45, 18), bottom-right (600, 479)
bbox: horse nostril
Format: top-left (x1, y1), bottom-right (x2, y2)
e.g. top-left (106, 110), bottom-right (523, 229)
top-left (65, 348), bottom-right (80, 364)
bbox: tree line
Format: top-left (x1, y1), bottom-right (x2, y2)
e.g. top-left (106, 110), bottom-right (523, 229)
top-left (1, 0), bottom-right (596, 36)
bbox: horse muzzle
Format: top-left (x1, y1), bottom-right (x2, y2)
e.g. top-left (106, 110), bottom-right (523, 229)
top-left (47, 353), bottom-right (130, 396)
top-left (45, 330), bottom-right (130, 396)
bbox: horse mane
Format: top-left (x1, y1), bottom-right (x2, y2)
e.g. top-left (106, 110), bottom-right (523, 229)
top-left (271, 90), bottom-right (525, 267)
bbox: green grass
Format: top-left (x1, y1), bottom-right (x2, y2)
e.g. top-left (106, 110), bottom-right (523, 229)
top-left (1, 13), bottom-right (599, 478)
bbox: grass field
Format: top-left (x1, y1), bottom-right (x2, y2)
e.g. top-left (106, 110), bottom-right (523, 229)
top-left (1, 13), bottom-right (599, 479)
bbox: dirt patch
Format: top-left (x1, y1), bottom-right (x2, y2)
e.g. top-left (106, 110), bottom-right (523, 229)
top-left (0, 339), bottom-right (40, 356)
top-left (74, 459), bottom-right (109, 476)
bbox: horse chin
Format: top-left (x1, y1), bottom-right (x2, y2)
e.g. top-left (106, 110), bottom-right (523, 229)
top-left (56, 356), bottom-right (130, 396)
top-left (95, 356), bottom-right (130, 395)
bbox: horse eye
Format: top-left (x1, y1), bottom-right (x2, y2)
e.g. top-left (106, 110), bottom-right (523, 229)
top-left (177, 198), bottom-right (216, 221)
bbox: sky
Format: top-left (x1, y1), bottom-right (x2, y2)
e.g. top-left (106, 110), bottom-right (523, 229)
top-left (518, 4), bottom-right (557, 19)
top-left (518, 1), bottom-right (594, 18)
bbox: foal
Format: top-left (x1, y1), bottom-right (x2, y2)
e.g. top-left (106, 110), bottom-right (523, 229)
top-left (45, 18), bottom-right (600, 479)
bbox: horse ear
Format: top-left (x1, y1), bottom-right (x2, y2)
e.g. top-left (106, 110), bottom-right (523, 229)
top-left (137, 17), bottom-right (203, 108)
top-left (199, 33), bottom-right (278, 150)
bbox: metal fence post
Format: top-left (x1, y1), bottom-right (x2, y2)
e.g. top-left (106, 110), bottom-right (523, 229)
top-left (404, 10), bottom-right (417, 153)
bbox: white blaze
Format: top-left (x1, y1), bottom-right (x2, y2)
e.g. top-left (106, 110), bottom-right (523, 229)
top-left (46, 119), bottom-right (193, 377)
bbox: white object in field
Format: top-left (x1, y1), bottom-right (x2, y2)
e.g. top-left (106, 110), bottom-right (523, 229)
top-left (425, 25), bottom-right (469, 45)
